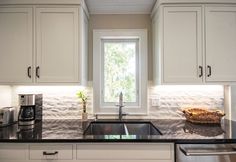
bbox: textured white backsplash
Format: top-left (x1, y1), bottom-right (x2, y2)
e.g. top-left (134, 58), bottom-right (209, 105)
top-left (10, 85), bottom-right (224, 119)
top-left (149, 85), bottom-right (224, 119)
top-left (11, 86), bottom-right (93, 119)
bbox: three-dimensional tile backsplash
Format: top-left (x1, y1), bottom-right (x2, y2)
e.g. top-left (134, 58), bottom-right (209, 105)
top-left (11, 86), bottom-right (92, 119)
top-left (149, 85), bottom-right (224, 119)
top-left (9, 85), bottom-right (224, 119)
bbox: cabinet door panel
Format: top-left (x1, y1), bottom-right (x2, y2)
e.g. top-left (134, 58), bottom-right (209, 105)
top-left (0, 7), bottom-right (33, 83)
top-left (36, 7), bottom-right (79, 83)
top-left (163, 6), bottom-right (203, 83)
top-left (76, 143), bottom-right (173, 161)
top-left (205, 6), bottom-right (236, 82)
top-left (0, 143), bottom-right (27, 160)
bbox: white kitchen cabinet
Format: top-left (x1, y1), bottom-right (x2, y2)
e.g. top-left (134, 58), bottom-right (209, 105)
top-left (35, 7), bottom-right (79, 83)
top-left (0, 5), bottom-right (88, 85)
top-left (0, 143), bottom-right (27, 161)
top-left (163, 6), bottom-right (203, 84)
top-left (153, 5), bottom-right (203, 84)
top-left (0, 143), bottom-right (74, 162)
top-left (0, 143), bottom-right (174, 162)
top-left (0, 7), bottom-right (33, 84)
top-left (205, 6), bottom-right (236, 82)
top-left (35, 6), bottom-right (88, 84)
top-left (76, 143), bottom-right (174, 162)
top-left (152, 4), bottom-right (236, 84)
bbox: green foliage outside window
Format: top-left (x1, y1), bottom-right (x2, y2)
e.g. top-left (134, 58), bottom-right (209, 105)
top-left (103, 40), bottom-right (137, 103)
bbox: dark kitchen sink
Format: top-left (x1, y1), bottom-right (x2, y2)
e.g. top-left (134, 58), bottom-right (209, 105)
top-left (83, 121), bottom-right (162, 136)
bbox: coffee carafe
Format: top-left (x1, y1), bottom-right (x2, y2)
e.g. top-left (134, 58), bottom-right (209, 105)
top-left (18, 94), bottom-right (42, 126)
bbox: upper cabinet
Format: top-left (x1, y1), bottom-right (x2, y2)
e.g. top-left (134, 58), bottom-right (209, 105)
top-left (36, 7), bottom-right (79, 83)
top-left (205, 6), bottom-right (236, 82)
top-left (152, 3), bottom-right (236, 84)
top-left (162, 6), bottom-right (203, 83)
top-left (0, 2), bottom-right (89, 85)
top-left (0, 7), bottom-right (33, 83)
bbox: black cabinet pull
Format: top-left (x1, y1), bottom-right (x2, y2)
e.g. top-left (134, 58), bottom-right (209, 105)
top-left (43, 151), bottom-right (58, 156)
top-left (27, 66), bottom-right (32, 78)
top-left (36, 66), bottom-right (40, 78)
top-left (199, 66), bottom-right (203, 77)
top-left (207, 65), bottom-right (211, 77)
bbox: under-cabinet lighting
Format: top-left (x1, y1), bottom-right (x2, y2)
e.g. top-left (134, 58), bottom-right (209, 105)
top-left (12, 86), bottom-right (86, 94)
top-left (153, 85), bottom-right (223, 92)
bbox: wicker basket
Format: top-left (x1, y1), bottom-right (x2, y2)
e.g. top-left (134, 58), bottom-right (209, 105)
top-left (182, 108), bottom-right (225, 124)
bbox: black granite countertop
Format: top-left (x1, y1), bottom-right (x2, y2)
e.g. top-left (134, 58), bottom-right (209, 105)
top-left (0, 119), bottom-right (236, 144)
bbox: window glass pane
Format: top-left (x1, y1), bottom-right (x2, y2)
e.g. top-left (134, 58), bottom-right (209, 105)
top-left (103, 40), bottom-right (137, 103)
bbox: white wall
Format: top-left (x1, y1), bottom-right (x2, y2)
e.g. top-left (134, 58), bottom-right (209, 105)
top-left (0, 86), bottom-right (12, 108)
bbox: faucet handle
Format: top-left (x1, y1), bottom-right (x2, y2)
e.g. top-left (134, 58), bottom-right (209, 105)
top-left (115, 104), bottom-right (125, 107)
top-left (122, 113), bottom-right (129, 116)
top-left (94, 114), bottom-right (98, 120)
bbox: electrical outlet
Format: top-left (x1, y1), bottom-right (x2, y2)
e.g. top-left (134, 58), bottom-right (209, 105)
top-left (151, 99), bottom-right (159, 107)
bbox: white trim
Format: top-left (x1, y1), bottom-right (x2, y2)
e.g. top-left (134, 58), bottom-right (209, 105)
top-left (93, 29), bottom-right (148, 115)
top-left (80, 0), bottom-right (89, 19)
top-left (0, 0), bottom-right (90, 19)
top-left (152, 0), bottom-right (236, 16)
top-left (224, 85), bottom-right (231, 120)
top-left (0, 0), bottom-right (84, 5)
top-left (87, 10), bottom-right (152, 15)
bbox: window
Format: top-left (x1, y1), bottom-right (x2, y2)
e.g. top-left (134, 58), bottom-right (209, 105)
top-left (102, 39), bottom-right (139, 106)
top-left (93, 30), bottom-right (147, 114)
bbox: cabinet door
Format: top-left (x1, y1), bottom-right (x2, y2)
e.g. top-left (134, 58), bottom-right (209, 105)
top-left (36, 7), bottom-right (79, 83)
top-left (0, 143), bottom-right (27, 161)
top-left (76, 143), bottom-right (174, 162)
top-left (205, 6), bottom-right (236, 82)
top-left (163, 6), bottom-right (203, 83)
top-left (0, 7), bottom-right (33, 83)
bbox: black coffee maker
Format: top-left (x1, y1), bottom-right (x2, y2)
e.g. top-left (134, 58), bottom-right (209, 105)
top-left (18, 94), bottom-right (42, 126)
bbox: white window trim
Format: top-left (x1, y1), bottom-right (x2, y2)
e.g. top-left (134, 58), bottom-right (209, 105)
top-left (93, 29), bottom-right (148, 115)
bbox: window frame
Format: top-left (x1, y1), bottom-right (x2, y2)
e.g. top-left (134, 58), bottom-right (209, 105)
top-left (93, 29), bottom-right (147, 114)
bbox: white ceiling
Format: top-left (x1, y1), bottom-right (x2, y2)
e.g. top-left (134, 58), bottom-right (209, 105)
top-left (85, 0), bottom-right (157, 14)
